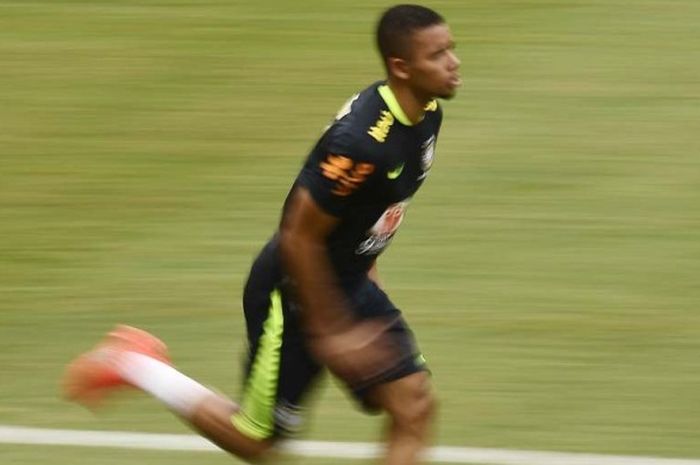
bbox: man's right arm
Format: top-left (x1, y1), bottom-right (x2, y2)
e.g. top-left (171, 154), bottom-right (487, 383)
top-left (279, 187), bottom-right (397, 385)
top-left (278, 186), bottom-right (350, 335)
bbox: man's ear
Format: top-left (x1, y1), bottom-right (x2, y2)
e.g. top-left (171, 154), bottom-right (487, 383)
top-left (387, 57), bottom-right (410, 81)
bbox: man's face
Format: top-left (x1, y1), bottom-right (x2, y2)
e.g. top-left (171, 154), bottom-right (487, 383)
top-left (403, 23), bottom-right (461, 100)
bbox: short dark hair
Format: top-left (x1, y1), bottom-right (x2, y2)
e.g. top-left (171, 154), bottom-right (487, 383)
top-left (376, 4), bottom-right (445, 65)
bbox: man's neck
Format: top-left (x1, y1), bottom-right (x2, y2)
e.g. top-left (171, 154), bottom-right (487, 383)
top-left (386, 79), bottom-right (430, 125)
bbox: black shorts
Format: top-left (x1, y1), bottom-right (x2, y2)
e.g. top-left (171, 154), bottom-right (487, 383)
top-left (230, 245), bottom-right (427, 440)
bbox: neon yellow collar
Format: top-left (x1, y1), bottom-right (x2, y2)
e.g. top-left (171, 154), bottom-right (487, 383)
top-left (378, 84), bottom-right (413, 126)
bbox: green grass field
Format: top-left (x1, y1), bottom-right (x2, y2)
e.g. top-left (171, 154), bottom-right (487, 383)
top-left (2, 0), bottom-right (700, 463)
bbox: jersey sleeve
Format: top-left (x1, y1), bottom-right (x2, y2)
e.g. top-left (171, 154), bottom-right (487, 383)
top-left (296, 127), bottom-right (378, 217)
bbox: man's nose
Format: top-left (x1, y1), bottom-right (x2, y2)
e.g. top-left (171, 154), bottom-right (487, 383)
top-left (448, 50), bottom-right (460, 69)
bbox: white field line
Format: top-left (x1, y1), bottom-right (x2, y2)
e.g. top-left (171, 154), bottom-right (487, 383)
top-left (1, 425), bottom-right (700, 465)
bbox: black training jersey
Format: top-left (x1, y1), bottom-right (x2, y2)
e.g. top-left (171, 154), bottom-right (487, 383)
top-left (263, 81), bottom-right (443, 286)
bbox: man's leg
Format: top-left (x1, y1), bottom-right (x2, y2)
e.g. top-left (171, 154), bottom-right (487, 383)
top-left (336, 282), bottom-right (436, 465)
top-left (368, 371), bottom-right (436, 465)
top-left (63, 325), bottom-right (275, 462)
top-left (189, 396), bottom-right (274, 461)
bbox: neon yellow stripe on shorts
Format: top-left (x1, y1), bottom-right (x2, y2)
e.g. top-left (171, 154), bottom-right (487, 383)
top-left (232, 289), bottom-right (284, 440)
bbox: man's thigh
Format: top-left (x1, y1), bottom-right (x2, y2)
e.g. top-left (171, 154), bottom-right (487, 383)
top-left (346, 280), bottom-right (429, 410)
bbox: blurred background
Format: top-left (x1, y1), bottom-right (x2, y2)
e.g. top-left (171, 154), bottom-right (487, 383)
top-left (2, 0), bottom-right (699, 463)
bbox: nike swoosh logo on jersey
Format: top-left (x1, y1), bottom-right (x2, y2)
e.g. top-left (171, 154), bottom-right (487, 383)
top-left (387, 163), bottom-right (404, 179)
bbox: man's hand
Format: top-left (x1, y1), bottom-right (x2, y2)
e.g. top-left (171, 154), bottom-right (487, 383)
top-left (308, 317), bottom-right (399, 387)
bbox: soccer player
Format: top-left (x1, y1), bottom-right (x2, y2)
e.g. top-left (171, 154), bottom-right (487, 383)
top-left (63, 5), bottom-right (460, 465)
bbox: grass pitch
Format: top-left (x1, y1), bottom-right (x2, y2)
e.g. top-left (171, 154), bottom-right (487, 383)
top-left (2, 1), bottom-right (700, 463)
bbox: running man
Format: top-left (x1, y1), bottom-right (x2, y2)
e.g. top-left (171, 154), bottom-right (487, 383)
top-left (63, 5), bottom-right (460, 465)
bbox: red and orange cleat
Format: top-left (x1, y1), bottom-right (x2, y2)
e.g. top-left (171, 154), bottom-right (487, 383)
top-left (62, 324), bottom-right (170, 409)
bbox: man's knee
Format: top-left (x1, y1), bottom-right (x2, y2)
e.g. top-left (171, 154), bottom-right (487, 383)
top-left (189, 395), bottom-right (276, 462)
top-left (199, 418), bottom-right (276, 463)
top-left (395, 383), bottom-right (437, 430)
top-left (372, 372), bottom-right (437, 434)
top-left (234, 439), bottom-right (275, 464)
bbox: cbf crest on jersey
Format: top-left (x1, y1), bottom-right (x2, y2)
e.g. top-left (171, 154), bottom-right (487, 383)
top-left (418, 135), bottom-right (436, 180)
top-left (356, 201), bottom-right (409, 255)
